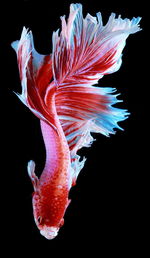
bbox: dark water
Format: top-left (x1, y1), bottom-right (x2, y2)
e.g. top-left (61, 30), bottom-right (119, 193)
top-left (0, 0), bottom-right (147, 255)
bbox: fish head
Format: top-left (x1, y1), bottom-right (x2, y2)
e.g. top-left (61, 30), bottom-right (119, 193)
top-left (35, 215), bottom-right (64, 239)
top-left (40, 226), bottom-right (59, 239)
top-left (36, 216), bottom-right (64, 239)
top-left (33, 207), bottom-right (60, 239)
top-left (32, 192), bottom-right (65, 239)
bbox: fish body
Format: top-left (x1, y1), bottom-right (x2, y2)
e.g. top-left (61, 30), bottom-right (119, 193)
top-left (31, 122), bottom-right (71, 239)
top-left (28, 85), bottom-right (72, 239)
top-left (12, 3), bottom-right (141, 239)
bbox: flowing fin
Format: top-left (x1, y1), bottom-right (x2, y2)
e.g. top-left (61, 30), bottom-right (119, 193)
top-left (46, 4), bottom-right (141, 183)
top-left (55, 86), bottom-right (129, 185)
top-left (12, 4), bottom-right (141, 186)
top-left (70, 155), bottom-right (86, 186)
top-left (52, 4), bottom-right (141, 85)
top-left (11, 27), bottom-right (57, 130)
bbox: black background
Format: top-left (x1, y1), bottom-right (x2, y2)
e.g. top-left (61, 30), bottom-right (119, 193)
top-left (0, 0), bottom-right (147, 254)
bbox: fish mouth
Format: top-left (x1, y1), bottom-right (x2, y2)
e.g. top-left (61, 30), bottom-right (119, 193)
top-left (40, 226), bottom-right (59, 240)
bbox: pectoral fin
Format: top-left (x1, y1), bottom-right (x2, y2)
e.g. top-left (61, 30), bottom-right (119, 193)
top-left (27, 160), bottom-right (39, 191)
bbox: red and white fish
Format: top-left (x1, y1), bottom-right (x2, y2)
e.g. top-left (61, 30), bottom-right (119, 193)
top-left (11, 3), bottom-right (141, 239)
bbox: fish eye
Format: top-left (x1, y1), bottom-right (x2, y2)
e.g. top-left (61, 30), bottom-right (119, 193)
top-left (37, 216), bottom-right (43, 224)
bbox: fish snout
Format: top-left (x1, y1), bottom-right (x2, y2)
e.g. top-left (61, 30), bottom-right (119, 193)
top-left (40, 226), bottom-right (59, 240)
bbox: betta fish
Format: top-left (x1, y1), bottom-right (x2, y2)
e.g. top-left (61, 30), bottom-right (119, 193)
top-left (11, 3), bottom-right (141, 239)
